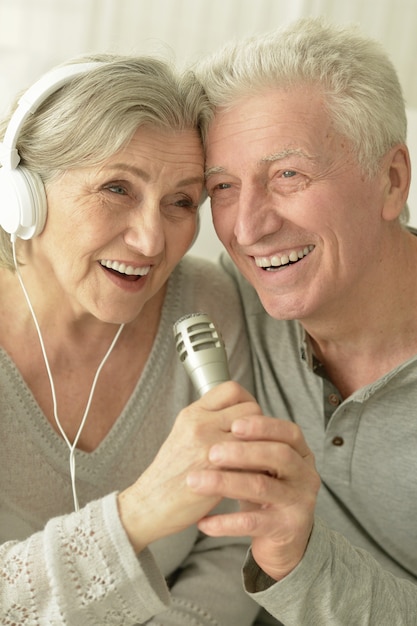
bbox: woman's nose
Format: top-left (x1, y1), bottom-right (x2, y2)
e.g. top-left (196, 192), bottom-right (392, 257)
top-left (123, 204), bottom-right (165, 257)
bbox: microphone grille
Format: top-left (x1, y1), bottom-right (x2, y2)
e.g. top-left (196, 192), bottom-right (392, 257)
top-left (173, 312), bottom-right (225, 363)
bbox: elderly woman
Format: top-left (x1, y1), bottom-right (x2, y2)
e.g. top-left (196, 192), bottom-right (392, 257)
top-left (0, 55), bottom-right (259, 625)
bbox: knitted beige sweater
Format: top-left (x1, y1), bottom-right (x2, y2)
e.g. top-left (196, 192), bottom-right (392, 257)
top-left (0, 255), bottom-right (259, 626)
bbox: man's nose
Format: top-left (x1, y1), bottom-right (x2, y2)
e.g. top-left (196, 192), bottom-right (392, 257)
top-left (234, 185), bottom-right (284, 247)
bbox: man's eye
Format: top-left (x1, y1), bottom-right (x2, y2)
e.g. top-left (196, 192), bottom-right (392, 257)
top-left (272, 169), bottom-right (309, 194)
top-left (207, 182), bottom-right (232, 197)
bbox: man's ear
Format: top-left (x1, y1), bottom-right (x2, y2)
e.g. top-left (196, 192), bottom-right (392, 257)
top-left (381, 144), bottom-right (411, 221)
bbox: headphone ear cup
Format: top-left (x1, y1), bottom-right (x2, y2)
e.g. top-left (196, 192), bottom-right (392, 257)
top-left (0, 165), bottom-right (47, 239)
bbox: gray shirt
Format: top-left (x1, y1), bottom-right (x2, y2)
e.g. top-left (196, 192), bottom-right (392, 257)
top-left (220, 253), bottom-right (417, 626)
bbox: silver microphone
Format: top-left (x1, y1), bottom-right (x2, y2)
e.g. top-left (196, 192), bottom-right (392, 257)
top-left (173, 312), bottom-right (230, 396)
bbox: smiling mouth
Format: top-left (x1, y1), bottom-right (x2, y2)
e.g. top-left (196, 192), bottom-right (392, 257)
top-left (99, 260), bottom-right (151, 281)
top-left (254, 245), bottom-right (314, 270)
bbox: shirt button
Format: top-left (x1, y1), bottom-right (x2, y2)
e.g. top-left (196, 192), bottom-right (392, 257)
top-left (328, 393), bottom-right (340, 406)
top-left (332, 436), bottom-right (344, 446)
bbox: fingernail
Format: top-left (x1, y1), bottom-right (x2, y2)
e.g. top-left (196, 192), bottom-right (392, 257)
top-left (186, 473), bottom-right (202, 489)
top-left (209, 444), bottom-right (224, 463)
top-left (231, 419), bottom-right (248, 436)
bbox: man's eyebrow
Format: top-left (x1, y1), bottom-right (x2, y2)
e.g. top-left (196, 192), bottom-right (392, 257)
top-left (205, 150), bottom-right (317, 179)
top-left (204, 165), bottom-right (226, 180)
top-left (260, 148), bottom-right (315, 163)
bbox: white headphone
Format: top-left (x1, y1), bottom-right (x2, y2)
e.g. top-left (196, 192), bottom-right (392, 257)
top-left (0, 62), bottom-right (101, 240)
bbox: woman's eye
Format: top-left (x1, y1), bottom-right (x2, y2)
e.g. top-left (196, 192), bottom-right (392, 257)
top-left (173, 197), bottom-right (197, 209)
top-left (282, 170), bottom-right (297, 178)
top-left (162, 195), bottom-right (199, 218)
top-left (106, 184), bottom-right (127, 195)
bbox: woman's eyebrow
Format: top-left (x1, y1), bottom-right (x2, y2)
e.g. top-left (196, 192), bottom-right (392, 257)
top-left (103, 163), bottom-right (151, 181)
top-left (103, 163), bottom-right (204, 188)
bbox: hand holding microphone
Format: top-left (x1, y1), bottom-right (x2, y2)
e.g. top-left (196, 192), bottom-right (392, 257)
top-left (119, 313), bottom-right (239, 552)
top-left (174, 317), bottom-right (320, 584)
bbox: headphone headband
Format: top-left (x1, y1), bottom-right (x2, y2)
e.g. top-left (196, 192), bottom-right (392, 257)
top-left (0, 61), bottom-right (102, 239)
top-left (1, 62), bottom-right (102, 170)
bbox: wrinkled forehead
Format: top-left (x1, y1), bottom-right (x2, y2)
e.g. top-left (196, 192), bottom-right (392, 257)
top-left (205, 88), bottom-right (336, 168)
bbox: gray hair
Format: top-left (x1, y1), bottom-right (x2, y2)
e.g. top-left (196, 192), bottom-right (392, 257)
top-left (195, 17), bottom-right (409, 220)
top-left (0, 52), bottom-right (210, 268)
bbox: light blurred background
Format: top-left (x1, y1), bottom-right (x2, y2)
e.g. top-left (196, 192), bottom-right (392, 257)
top-left (1, 0), bottom-right (416, 260)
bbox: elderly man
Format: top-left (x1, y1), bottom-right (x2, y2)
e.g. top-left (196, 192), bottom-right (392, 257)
top-left (188, 17), bottom-right (417, 625)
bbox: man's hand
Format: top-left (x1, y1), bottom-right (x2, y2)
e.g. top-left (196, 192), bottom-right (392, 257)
top-left (186, 415), bottom-right (320, 581)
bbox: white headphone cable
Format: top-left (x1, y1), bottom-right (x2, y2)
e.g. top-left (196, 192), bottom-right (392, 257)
top-left (11, 235), bottom-right (125, 511)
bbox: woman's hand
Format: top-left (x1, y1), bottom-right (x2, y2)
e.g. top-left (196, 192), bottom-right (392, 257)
top-left (186, 415), bottom-right (320, 581)
top-left (117, 382), bottom-right (262, 553)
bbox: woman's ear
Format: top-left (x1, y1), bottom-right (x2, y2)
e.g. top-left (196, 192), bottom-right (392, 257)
top-left (381, 144), bottom-right (411, 221)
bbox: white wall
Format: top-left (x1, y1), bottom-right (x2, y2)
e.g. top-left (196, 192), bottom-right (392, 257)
top-left (1, 0), bottom-right (416, 260)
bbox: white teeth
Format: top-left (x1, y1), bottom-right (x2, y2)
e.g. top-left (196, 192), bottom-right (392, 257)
top-left (255, 245), bottom-right (314, 268)
top-left (100, 260), bottom-right (150, 276)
